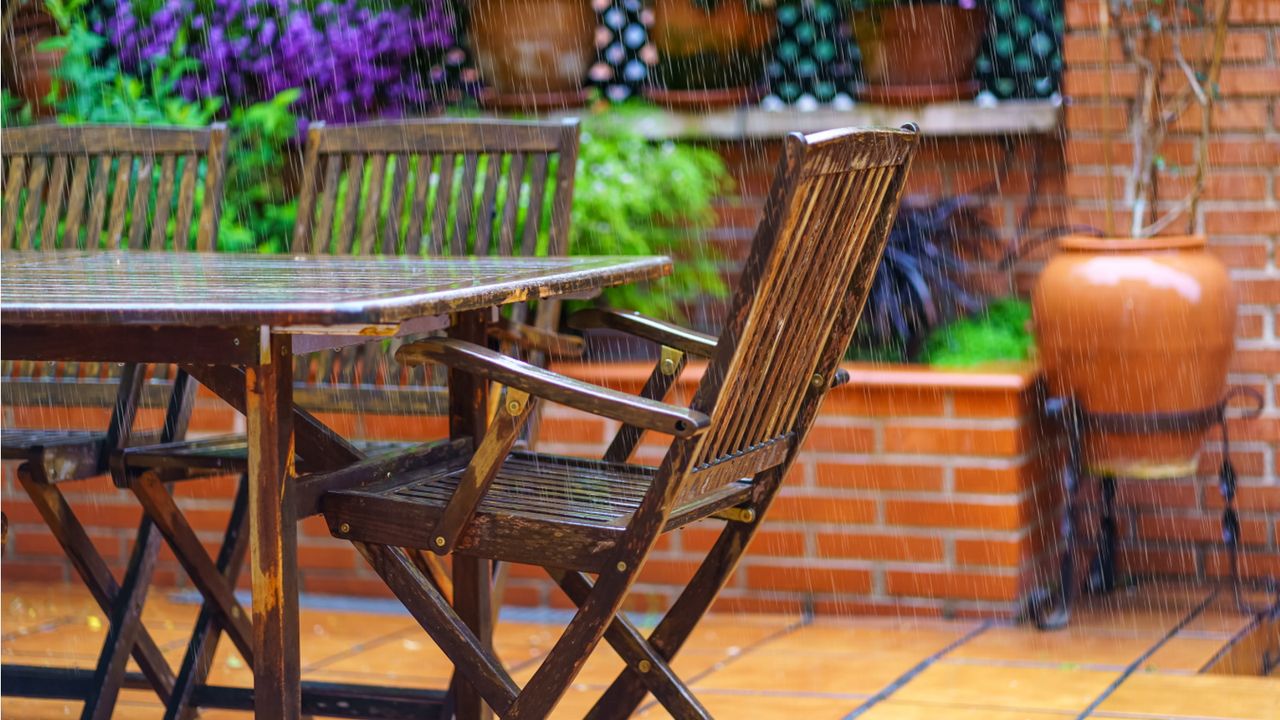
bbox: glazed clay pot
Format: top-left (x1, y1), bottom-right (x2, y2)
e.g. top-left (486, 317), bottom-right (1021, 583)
top-left (468, 0), bottom-right (595, 110)
top-left (851, 3), bottom-right (987, 104)
top-left (1032, 236), bottom-right (1237, 478)
top-left (2, 3), bottom-right (63, 118)
top-left (649, 0), bottom-right (775, 105)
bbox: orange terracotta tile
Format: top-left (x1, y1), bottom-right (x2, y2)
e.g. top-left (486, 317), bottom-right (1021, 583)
top-left (1098, 673), bottom-right (1280, 719)
top-left (893, 662), bottom-right (1118, 714)
top-left (695, 650), bottom-right (919, 696)
top-left (951, 625), bottom-right (1164, 667)
top-left (859, 701), bottom-right (1072, 720)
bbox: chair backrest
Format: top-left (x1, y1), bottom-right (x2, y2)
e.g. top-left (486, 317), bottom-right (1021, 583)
top-left (677, 125), bottom-right (918, 503)
top-left (2, 124), bottom-right (227, 252)
top-left (1, 124), bottom-right (228, 442)
top-left (288, 118), bottom-right (581, 415)
top-left (292, 118), bottom-right (578, 258)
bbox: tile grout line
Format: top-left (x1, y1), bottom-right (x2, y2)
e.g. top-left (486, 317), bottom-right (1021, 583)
top-left (0, 614), bottom-right (79, 643)
top-left (1077, 588), bottom-right (1221, 720)
top-left (299, 624), bottom-right (424, 674)
top-left (1196, 600), bottom-right (1277, 673)
top-left (840, 619), bottom-right (995, 720)
top-left (629, 612), bottom-right (816, 716)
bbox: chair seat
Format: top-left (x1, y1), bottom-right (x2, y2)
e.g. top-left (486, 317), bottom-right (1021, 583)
top-left (2, 429), bottom-right (106, 458)
top-left (113, 435), bottom-right (411, 485)
top-left (322, 450), bottom-right (753, 573)
top-left (4, 428), bottom-right (161, 483)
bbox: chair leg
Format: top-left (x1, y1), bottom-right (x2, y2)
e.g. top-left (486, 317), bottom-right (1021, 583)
top-left (354, 542), bottom-right (519, 716)
top-left (506, 560), bottom-right (644, 719)
top-left (15, 463), bottom-right (177, 703)
top-left (165, 473), bottom-right (251, 720)
top-left (129, 470), bottom-right (256, 665)
top-left (586, 509), bottom-right (772, 720)
top-left (80, 515), bottom-right (163, 720)
top-left (554, 571), bottom-right (711, 719)
top-left (407, 548), bottom-right (455, 602)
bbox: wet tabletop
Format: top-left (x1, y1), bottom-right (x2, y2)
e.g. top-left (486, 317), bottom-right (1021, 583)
top-left (0, 251), bottom-right (671, 327)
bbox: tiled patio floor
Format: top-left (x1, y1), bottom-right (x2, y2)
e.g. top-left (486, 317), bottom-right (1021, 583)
top-left (2, 581), bottom-right (1276, 719)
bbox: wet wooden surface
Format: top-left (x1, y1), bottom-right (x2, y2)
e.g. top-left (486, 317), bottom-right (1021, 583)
top-left (0, 252), bottom-right (671, 327)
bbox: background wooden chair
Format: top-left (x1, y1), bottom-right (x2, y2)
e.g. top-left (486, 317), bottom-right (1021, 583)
top-left (1, 124), bottom-right (227, 718)
top-left (102, 118), bottom-right (582, 718)
top-left (115, 118), bottom-right (582, 484)
top-left (317, 124), bottom-right (919, 718)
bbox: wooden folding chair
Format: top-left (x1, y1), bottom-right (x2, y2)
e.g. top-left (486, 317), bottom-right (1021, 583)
top-left (316, 124), bottom-right (919, 718)
top-left (1, 124), bottom-right (229, 718)
top-left (105, 118), bottom-right (583, 718)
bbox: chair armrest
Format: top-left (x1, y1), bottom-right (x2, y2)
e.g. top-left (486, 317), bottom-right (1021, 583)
top-left (568, 309), bottom-right (718, 358)
top-left (396, 339), bottom-right (710, 438)
top-left (486, 317), bottom-right (585, 359)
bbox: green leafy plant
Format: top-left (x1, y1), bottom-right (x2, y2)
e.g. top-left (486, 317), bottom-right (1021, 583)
top-left (571, 108), bottom-right (730, 318)
top-left (45, 17), bottom-right (220, 126)
top-left (2, 90), bottom-right (34, 127)
top-left (218, 89), bottom-right (301, 253)
top-left (921, 296), bottom-right (1034, 367)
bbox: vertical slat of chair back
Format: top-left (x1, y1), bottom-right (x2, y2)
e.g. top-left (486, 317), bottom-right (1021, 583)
top-left (292, 119), bottom-right (578, 258)
top-left (679, 126), bottom-right (918, 503)
top-left (288, 118), bottom-right (580, 405)
top-left (1, 125), bottom-right (229, 390)
top-left (1, 125), bottom-right (228, 252)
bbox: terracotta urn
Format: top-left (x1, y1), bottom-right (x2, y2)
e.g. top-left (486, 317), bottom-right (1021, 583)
top-left (1032, 236), bottom-right (1237, 478)
top-left (467, 0), bottom-right (596, 111)
top-left (2, 2), bottom-right (64, 118)
top-left (851, 3), bottom-right (987, 104)
top-left (648, 0), bottom-right (775, 107)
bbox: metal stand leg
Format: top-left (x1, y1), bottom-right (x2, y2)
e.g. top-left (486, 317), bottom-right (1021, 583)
top-left (1029, 398), bottom-right (1084, 631)
top-left (1089, 475), bottom-right (1119, 595)
top-left (1216, 420), bottom-right (1280, 617)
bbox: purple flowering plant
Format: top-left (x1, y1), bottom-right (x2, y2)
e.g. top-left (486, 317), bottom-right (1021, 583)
top-left (101, 0), bottom-right (456, 126)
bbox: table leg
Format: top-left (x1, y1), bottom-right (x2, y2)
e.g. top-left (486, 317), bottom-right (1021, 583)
top-left (246, 333), bottom-right (300, 719)
top-left (449, 310), bottom-right (494, 720)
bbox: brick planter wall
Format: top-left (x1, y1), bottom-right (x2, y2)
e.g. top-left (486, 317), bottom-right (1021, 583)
top-left (1, 361), bottom-right (1055, 618)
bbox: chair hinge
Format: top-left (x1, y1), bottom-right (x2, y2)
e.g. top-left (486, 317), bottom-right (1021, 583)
top-left (713, 506), bottom-right (756, 524)
top-left (660, 346), bottom-right (684, 377)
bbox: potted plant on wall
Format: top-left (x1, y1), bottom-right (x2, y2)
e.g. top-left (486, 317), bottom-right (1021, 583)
top-left (1032, 0), bottom-right (1235, 478)
top-left (647, 0), bottom-right (777, 109)
top-left (2, 0), bottom-right (65, 117)
top-left (850, 0), bottom-right (989, 104)
top-left (467, 0), bottom-right (596, 111)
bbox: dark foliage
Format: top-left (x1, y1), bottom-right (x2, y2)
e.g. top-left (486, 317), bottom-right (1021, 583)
top-left (851, 195), bottom-right (1002, 362)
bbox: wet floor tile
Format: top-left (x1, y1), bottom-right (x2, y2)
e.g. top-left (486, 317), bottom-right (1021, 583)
top-left (637, 690), bottom-right (859, 719)
top-left (693, 649), bottom-right (923, 696)
top-left (857, 700), bottom-right (1074, 719)
top-left (950, 625), bottom-right (1164, 668)
top-left (891, 661), bottom-right (1119, 714)
top-left (756, 618), bottom-right (973, 656)
top-left (1096, 673), bottom-right (1280, 719)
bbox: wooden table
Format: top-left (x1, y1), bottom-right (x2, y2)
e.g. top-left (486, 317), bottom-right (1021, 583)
top-left (1, 250), bottom-right (671, 719)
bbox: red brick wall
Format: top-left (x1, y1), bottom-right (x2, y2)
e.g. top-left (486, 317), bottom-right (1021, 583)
top-left (1, 362), bottom-right (1053, 618)
top-left (687, 134), bottom-right (1069, 329)
top-left (1061, 0), bottom-right (1279, 585)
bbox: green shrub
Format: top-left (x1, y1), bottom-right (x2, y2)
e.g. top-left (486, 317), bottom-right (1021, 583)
top-left (570, 108), bottom-right (730, 319)
top-left (921, 297), bottom-right (1034, 367)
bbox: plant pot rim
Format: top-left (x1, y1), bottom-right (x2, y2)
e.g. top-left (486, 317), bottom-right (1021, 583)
top-left (1058, 235), bottom-right (1206, 252)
